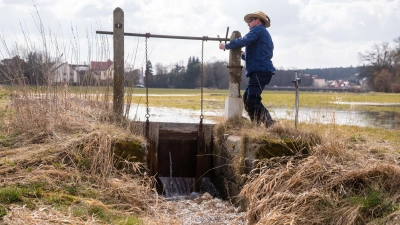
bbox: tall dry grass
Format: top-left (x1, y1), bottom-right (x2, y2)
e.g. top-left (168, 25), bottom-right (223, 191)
top-left (239, 120), bottom-right (400, 225)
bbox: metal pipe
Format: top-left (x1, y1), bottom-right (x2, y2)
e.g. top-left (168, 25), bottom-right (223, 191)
top-left (96, 30), bottom-right (230, 41)
top-left (293, 71), bottom-right (301, 129)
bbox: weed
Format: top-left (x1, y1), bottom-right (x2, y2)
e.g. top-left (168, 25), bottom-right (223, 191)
top-left (44, 193), bottom-right (75, 206)
top-left (0, 204), bottom-right (7, 218)
top-left (52, 162), bottom-right (63, 169)
top-left (0, 187), bottom-right (23, 204)
top-left (70, 205), bottom-right (88, 217)
top-left (349, 134), bottom-right (367, 143)
top-left (88, 205), bottom-right (110, 221)
top-left (114, 216), bottom-right (144, 225)
top-left (347, 188), bottom-right (397, 220)
top-left (0, 135), bottom-right (16, 147)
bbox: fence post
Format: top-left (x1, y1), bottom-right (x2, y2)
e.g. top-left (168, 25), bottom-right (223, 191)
top-left (225, 31), bottom-right (243, 119)
top-left (113, 7), bottom-right (124, 119)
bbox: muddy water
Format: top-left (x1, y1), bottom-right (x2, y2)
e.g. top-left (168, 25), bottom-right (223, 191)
top-left (127, 104), bottom-right (399, 129)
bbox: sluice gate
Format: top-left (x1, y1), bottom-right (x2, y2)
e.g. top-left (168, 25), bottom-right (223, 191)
top-left (144, 122), bottom-right (214, 194)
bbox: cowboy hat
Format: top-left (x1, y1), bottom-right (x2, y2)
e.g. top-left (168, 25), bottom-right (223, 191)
top-left (244, 11), bottom-right (271, 28)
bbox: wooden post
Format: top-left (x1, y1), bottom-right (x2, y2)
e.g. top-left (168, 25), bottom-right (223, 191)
top-left (113, 7), bottom-right (124, 118)
top-left (225, 31), bottom-right (243, 119)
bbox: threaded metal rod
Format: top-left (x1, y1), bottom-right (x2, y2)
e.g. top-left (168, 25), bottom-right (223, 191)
top-left (96, 30), bottom-right (230, 41)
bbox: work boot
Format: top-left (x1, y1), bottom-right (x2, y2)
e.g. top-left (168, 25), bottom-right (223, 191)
top-left (265, 119), bottom-right (275, 128)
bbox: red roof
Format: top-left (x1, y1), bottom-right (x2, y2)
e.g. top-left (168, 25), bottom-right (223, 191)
top-left (90, 59), bottom-right (113, 70)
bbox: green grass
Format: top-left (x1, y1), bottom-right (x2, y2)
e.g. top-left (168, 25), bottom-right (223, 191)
top-left (0, 184), bottom-right (43, 218)
top-left (347, 187), bottom-right (398, 221)
top-left (70, 203), bottom-right (144, 224)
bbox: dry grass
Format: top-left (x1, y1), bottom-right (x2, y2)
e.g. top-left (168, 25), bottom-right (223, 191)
top-left (235, 120), bottom-right (400, 224)
top-left (0, 83), bottom-right (159, 224)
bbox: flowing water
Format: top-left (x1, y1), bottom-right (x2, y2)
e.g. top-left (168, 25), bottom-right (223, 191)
top-left (158, 177), bottom-right (196, 198)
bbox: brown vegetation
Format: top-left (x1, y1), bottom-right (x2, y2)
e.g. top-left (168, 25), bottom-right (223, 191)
top-left (0, 85), bottom-right (160, 224)
top-left (236, 121), bottom-right (400, 224)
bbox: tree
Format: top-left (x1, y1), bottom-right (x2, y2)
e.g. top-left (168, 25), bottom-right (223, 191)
top-left (183, 56), bottom-right (200, 88)
top-left (25, 51), bottom-right (44, 85)
top-left (154, 63), bottom-right (167, 75)
top-left (169, 63), bottom-right (185, 88)
top-left (0, 55), bottom-right (26, 85)
top-left (373, 69), bottom-right (393, 92)
top-left (358, 38), bottom-right (400, 92)
top-left (146, 60), bottom-right (153, 76)
top-left (145, 60), bottom-right (154, 86)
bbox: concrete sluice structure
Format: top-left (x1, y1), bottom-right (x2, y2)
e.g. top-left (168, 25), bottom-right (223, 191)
top-left (143, 122), bottom-right (216, 196)
top-left (135, 121), bottom-right (307, 209)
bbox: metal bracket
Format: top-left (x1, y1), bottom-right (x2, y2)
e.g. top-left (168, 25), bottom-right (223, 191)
top-left (227, 65), bottom-right (243, 69)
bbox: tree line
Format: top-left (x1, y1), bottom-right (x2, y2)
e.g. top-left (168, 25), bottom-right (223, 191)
top-left (1, 36), bottom-right (399, 92)
top-left (144, 58), bottom-right (363, 89)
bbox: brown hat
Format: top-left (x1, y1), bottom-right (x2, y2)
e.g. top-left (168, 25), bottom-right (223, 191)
top-left (244, 11), bottom-right (271, 28)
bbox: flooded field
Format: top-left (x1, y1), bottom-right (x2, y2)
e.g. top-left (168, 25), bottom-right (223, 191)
top-left (127, 104), bottom-right (400, 130)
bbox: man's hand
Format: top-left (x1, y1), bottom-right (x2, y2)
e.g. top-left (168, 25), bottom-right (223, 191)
top-left (219, 43), bottom-right (226, 50)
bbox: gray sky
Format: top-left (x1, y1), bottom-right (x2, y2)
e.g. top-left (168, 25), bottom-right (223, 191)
top-left (1, 0), bottom-right (399, 70)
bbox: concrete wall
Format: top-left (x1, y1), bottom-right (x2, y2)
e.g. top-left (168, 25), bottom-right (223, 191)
top-left (212, 134), bottom-right (311, 210)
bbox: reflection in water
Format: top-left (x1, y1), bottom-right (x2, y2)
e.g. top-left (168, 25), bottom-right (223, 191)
top-left (126, 105), bottom-right (399, 130)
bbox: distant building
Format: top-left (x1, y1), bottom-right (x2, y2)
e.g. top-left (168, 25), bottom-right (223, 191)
top-left (51, 62), bottom-right (89, 85)
top-left (71, 64), bottom-right (89, 85)
top-left (88, 59), bottom-right (114, 85)
top-left (326, 80), bottom-right (338, 87)
top-left (313, 78), bottom-right (326, 87)
top-left (52, 62), bottom-right (75, 84)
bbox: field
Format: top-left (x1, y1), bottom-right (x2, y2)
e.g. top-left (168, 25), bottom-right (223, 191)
top-left (1, 85), bottom-right (400, 224)
top-left (57, 86), bottom-right (400, 113)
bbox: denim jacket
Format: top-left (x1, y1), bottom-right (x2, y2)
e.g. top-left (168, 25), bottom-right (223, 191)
top-left (225, 24), bottom-right (275, 76)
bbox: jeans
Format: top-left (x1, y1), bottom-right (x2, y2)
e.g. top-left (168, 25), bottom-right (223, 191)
top-left (243, 71), bottom-right (274, 125)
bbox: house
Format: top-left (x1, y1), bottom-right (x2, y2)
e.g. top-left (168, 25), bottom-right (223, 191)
top-left (88, 59), bottom-right (114, 85)
top-left (52, 62), bottom-right (75, 85)
top-left (71, 64), bottom-right (89, 85)
top-left (313, 78), bottom-right (326, 87)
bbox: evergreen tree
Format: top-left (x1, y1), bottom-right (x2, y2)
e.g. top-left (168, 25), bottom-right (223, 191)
top-left (184, 56), bottom-right (200, 88)
top-left (146, 60), bottom-right (154, 86)
top-left (146, 60), bottom-right (153, 76)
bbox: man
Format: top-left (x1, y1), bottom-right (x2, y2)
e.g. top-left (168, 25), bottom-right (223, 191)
top-left (219, 11), bottom-right (275, 128)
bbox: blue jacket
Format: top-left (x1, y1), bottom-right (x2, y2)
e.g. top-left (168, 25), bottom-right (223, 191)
top-left (225, 24), bottom-right (275, 76)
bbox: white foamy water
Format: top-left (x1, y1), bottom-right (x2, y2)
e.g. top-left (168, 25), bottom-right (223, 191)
top-left (147, 192), bottom-right (247, 225)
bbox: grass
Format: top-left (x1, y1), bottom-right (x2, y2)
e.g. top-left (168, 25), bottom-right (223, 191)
top-left (1, 83), bottom-right (400, 224)
top-left (3, 85), bottom-right (400, 113)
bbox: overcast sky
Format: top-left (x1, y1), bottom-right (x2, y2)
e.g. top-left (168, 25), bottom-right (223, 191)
top-left (0, 0), bottom-right (399, 70)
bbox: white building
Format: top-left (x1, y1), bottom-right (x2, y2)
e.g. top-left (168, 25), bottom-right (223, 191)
top-left (313, 78), bottom-right (326, 87)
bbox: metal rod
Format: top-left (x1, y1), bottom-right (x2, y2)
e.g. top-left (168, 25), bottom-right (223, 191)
top-left (96, 30), bottom-right (230, 41)
top-left (224, 27), bottom-right (229, 44)
top-left (293, 71), bottom-right (300, 129)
